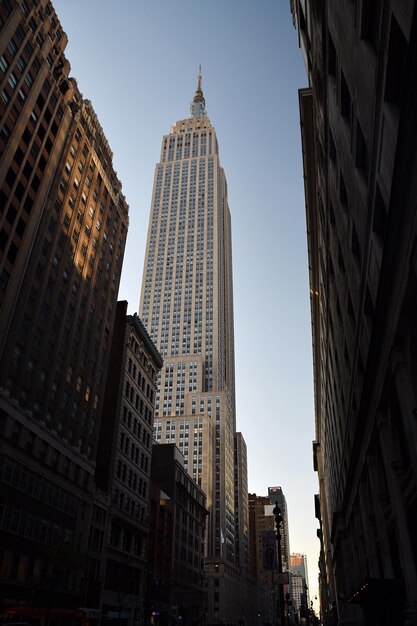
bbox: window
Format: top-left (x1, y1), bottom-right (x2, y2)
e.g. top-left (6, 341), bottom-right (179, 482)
top-left (17, 56), bottom-right (26, 72)
top-left (0, 55), bottom-right (8, 72)
top-left (355, 120), bottom-right (369, 180)
top-left (351, 222), bottom-right (361, 268)
top-left (25, 72), bottom-right (33, 88)
top-left (24, 41), bottom-right (34, 58)
top-left (7, 39), bottom-right (17, 56)
top-left (339, 170), bottom-right (348, 209)
top-left (372, 185), bottom-right (388, 247)
top-left (360, 0), bottom-right (382, 50)
top-left (384, 16), bottom-right (408, 108)
top-left (340, 71), bottom-right (351, 123)
top-left (0, 550), bottom-right (13, 579)
top-left (328, 126), bottom-right (336, 161)
top-left (8, 72), bottom-right (18, 90)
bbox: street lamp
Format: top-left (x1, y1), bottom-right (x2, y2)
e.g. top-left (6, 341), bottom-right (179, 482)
top-left (273, 504), bottom-right (285, 626)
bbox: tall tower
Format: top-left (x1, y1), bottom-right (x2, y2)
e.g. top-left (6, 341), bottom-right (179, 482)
top-left (0, 0), bottom-right (128, 610)
top-left (291, 1), bottom-right (417, 624)
top-left (139, 70), bottom-right (238, 621)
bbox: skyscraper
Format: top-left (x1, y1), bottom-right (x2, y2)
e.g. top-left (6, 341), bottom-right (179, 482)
top-left (291, 1), bottom-right (417, 624)
top-left (0, 0), bottom-right (128, 611)
top-left (139, 70), bottom-right (239, 622)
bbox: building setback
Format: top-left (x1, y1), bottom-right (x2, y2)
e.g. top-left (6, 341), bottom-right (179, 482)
top-left (94, 302), bottom-right (162, 626)
top-left (291, 1), bottom-right (417, 625)
top-left (0, 0), bottom-right (128, 614)
top-left (139, 70), bottom-right (243, 622)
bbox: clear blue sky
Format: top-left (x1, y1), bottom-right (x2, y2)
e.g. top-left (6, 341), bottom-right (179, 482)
top-left (53, 0), bottom-right (318, 604)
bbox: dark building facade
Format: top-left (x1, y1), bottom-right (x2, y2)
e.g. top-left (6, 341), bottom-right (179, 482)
top-left (149, 444), bottom-right (207, 626)
top-left (247, 493), bottom-right (276, 625)
top-left (291, 1), bottom-right (417, 625)
top-left (95, 302), bottom-right (163, 626)
top-left (267, 487), bottom-right (290, 583)
top-left (0, 0), bottom-right (128, 614)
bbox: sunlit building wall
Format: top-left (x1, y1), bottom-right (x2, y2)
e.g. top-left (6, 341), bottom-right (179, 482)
top-left (139, 71), bottom-right (240, 623)
top-left (0, 0), bottom-right (128, 610)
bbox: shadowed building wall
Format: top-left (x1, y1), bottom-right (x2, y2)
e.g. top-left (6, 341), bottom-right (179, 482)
top-left (0, 0), bottom-right (128, 612)
top-left (291, 1), bottom-right (417, 624)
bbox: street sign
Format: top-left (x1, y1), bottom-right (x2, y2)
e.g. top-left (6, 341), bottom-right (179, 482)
top-left (277, 572), bottom-right (290, 585)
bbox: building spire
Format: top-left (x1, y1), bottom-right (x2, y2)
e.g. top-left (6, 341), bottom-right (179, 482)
top-left (190, 65), bottom-right (206, 118)
top-left (197, 64), bottom-right (202, 92)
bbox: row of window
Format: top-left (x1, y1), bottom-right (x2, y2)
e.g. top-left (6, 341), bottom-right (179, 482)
top-left (0, 501), bottom-right (74, 548)
top-left (116, 460), bottom-right (148, 498)
top-left (119, 430), bottom-right (150, 473)
top-left (124, 380), bottom-right (153, 425)
top-left (0, 412), bottom-right (92, 488)
top-left (0, 455), bottom-right (79, 516)
top-left (0, 546), bottom-right (80, 592)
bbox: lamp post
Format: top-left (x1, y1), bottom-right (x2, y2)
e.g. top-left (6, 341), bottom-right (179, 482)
top-left (273, 504), bottom-right (285, 626)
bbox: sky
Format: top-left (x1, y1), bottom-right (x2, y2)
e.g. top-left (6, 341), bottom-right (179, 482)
top-left (53, 0), bottom-right (319, 606)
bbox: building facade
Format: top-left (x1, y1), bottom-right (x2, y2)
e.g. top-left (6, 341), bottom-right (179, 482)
top-left (0, 0), bottom-right (128, 614)
top-left (247, 493), bottom-right (278, 625)
top-left (291, 1), bottom-right (417, 625)
top-left (290, 572), bottom-right (304, 620)
top-left (139, 71), bottom-right (241, 622)
top-left (290, 553), bottom-right (309, 619)
top-left (95, 302), bottom-right (163, 626)
top-left (268, 486), bottom-right (291, 600)
top-left (149, 443), bottom-right (207, 626)
top-left (234, 432), bottom-right (249, 573)
top-left (233, 432), bottom-right (253, 625)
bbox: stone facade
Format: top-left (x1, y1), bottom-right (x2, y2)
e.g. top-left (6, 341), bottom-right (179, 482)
top-left (291, 1), bottom-right (417, 624)
top-left (0, 0), bottom-right (128, 614)
top-left (139, 73), bottom-right (242, 623)
top-left (95, 302), bottom-right (162, 626)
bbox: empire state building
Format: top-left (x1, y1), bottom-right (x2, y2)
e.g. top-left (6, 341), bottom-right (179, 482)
top-left (139, 70), bottom-right (238, 581)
